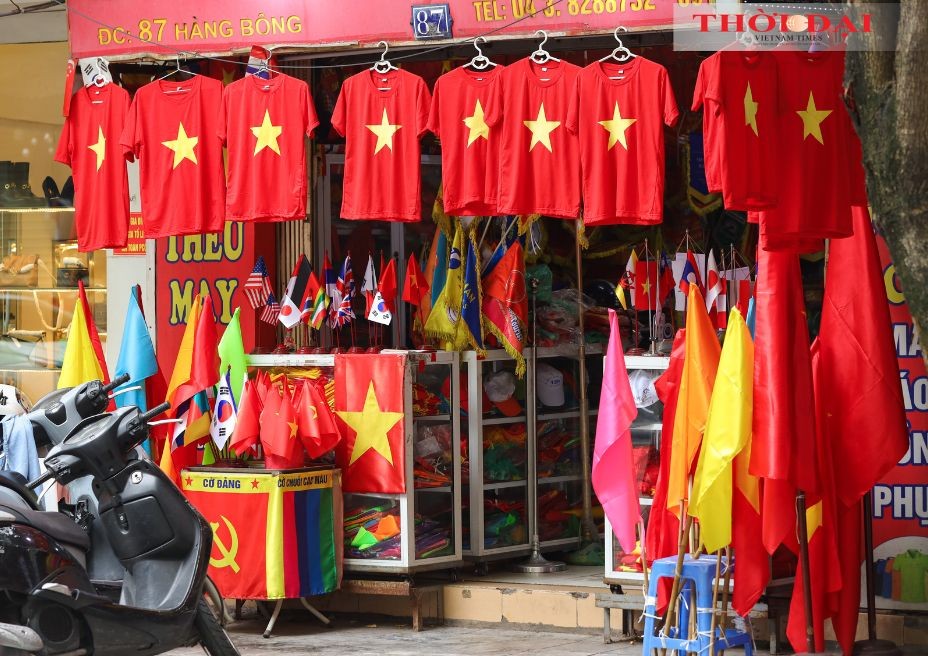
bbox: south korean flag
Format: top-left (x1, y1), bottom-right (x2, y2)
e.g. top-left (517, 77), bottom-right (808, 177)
top-left (209, 371), bottom-right (237, 451)
top-left (367, 291), bottom-right (392, 326)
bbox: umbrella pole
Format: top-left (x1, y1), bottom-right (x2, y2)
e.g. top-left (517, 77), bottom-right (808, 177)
top-left (796, 491), bottom-right (816, 654)
top-left (574, 219), bottom-right (596, 543)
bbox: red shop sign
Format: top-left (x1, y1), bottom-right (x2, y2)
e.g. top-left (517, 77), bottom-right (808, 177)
top-left (66, 0), bottom-right (674, 60)
top-left (872, 236), bottom-right (928, 611)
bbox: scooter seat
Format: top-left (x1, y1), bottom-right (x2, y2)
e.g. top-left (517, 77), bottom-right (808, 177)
top-left (0, 503), bottom-right (90, 551)
top-left (0, 472), bottom-right (39, 510)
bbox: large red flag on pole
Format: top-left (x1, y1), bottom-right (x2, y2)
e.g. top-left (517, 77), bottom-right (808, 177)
top-left (592, 309), bottom-right (640, 553)
top-left (750, 249), bottom-right (818, 554)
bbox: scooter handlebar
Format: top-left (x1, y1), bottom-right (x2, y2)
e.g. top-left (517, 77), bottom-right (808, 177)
top-left (140, 402), bottom-right (171, 423)
top-left (101, 373), bottom-right (131, 394)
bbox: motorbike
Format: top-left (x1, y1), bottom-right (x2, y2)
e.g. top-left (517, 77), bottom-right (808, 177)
top-left (0, 377), bottom-right (238, 656)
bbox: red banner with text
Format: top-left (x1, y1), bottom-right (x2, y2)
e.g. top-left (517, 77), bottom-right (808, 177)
top-left (873, 237), bottom-right (928, 611)
top-left (67, 0), bottom-right (675, 60)
top-left (154, 222), bottom-right (276, 378)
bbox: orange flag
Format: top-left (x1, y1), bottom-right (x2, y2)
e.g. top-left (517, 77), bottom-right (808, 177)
top-left (666, 286), bottom-right (720, 516)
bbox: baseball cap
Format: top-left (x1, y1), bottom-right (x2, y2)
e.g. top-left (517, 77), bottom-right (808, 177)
top-left (483, 370), bottom-right (522, 417)
top-left (536, 363), bottom-right (565, 408)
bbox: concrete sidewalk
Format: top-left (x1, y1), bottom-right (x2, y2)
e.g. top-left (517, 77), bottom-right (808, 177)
top-left (171, 618), bottom-right (643, 656)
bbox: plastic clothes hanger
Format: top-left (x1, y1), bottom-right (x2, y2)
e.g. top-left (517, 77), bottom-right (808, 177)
top-left (371, 40), bottom-right (398, 91)
top-left (156, 57), bottom-right (198, 93)
top-left (466, 37), bottom-right (497, 71)
top-left (598, 27), bottom-right (636, 80)
top-left (529, 30), bottom-right (561, 65)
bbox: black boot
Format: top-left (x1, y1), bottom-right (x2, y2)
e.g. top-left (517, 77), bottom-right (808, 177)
top-left (60, 176), bottom-right (74, 207)
top-left (0, 162), bottom-right (19, 207)
top-left (43, 176), bottom-right (69, 208)
top-left (12, 162), bottom-right (45, 207)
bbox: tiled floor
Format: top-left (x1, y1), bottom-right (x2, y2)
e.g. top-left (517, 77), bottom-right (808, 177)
top-left (171, 619), bottom-right (643, 656)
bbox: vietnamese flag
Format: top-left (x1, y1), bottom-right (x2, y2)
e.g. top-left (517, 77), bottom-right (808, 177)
top-left (378, 258), bottom-right (398, 314)
top-left (750, 249), bottom-right (818, 554)
top-left (230, 375), bottom-right (262, 454)
top-left (261, 381), bottom-right (302, 469)
top-left (402, 253), bottom-right (430, 309)
top-left (334, 353), bottom-right (406, 493)
top-left (296, 380), bottom-right (342, 459)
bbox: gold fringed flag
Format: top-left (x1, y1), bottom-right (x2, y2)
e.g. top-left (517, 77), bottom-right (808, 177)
top-left (481, 241), bottom-right (528, 377)
top-left (424, 223), bottom-right (464, 349)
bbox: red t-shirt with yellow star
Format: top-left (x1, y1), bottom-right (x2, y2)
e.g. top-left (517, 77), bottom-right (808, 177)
top-left (120, 76), bottom-right (225, 238)
top-left (55, 83), bottom-right (131, 251)
top-left (693, 50), bottom-right (778, 211)
top-left (757, 51), bottom-right (867, 253)
top-left (498, 57), bottom-right (581, 219)
top-left (331, 68), bottom-right (431, 222)
top-left (568, 57), bottom-right (678, 225)
top-left (427, 65), bottom-right (504, 216)
top-left (219, 73), bottom-right (319, 222)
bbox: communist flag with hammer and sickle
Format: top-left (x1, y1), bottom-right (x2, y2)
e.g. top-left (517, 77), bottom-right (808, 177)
top-left (334, 353), bottom-right (406, 494)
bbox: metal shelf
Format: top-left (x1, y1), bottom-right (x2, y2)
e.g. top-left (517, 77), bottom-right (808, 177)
top-left (537, 410), bottom-right (581, 420)
top-left (483, 480), bottom-right (527, 490)
top-left (415, 413), bottom-right (451, 422)
top-left (414, 485), bottom-right (452, 493)
top-left (538, 475), bottom-right (583, 484)
top-left (482, 415), bottom-right (526, 426)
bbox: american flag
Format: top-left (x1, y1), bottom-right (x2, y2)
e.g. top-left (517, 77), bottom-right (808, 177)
top-left (243, 256), bottom-right (274, 310)
top-left (260, 292), bottom-right (280, 324)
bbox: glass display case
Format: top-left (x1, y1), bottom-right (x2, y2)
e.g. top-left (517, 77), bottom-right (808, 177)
top-left (0, 209), bottom-right (107, 403)
top-left (462, 344), bottom-right (602, 560)
top-left (603, 355), bottom-right (670, 584)
top-left (247, 349), bottom-right (463, 574)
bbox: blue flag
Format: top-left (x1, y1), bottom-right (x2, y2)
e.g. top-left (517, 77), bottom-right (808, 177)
top-left (430, 230), bottom-right (448, 309)
top-left (114, 287), bottom-right (158, 412)
top-left (745, 296), bottom-right (756, 339)
top-left (459, 231), bottom-right (484, 352)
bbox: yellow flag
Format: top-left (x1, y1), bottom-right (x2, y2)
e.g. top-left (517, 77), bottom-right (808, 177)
top-left (690, 308), bottom-right (753, 552)
top-left (165, 294), bottom-right (202, 406)
top-left (58, 298), bottom-right (105, 389)
top-left (424, 224), bottom-right (464, 349)
top-left (667, 285), bottom-right (721, 516)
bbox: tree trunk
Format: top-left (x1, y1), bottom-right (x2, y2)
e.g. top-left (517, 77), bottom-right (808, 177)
top-left (847, 0), bottom-right (928, 368)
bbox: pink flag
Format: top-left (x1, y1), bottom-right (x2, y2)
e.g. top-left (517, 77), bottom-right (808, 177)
top-left (592, 309), bottom-right (641, 553)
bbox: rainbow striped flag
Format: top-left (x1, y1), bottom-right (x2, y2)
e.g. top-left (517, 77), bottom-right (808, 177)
top-left (182, 468), bottom-right (341, 599)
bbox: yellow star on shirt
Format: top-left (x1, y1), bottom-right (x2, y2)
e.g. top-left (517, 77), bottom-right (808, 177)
top-left (463, 99), bottom-right (490, 147)
top-left (366, 108), bottom-right (402, 154)
top-left (744, 82), bottom-right (759, 136)
top-left (87, 126), bottom-right (106, 171)
top-left (598, 102), bottom-right (637, 151)
top-left (796, 91), bottom-right (832, 145)
top-left (161, 122), bottom-right (198, 168)
top-left (251, 109), bottom-right (282, 156)
top-left (523, 103), bottom-right (560, 153)
top-left (336, 382), bottom-right (404, 466)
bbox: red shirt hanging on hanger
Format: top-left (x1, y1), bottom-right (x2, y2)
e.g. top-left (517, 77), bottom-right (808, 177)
top-left (55, 83), bottom-right (131, 251)
top-left (498, 57), bottom-right (582, 219)
top-left (692, 50), bottom-right (778, 211)
top-left (120, 76), bottom-right (225, 238)
top-left (331, 68), bottom-right (431, 222)
top-left (220, 72), bottom-right (319, 222)
top-left (568, 56), bottom-right (678, 225)
top-left (427, 65), bottom-right (505, 216)
top-left (757, 50), bottom-right (867, 253)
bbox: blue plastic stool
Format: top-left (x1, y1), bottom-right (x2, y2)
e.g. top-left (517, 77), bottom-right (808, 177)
top-left (641, 555), bottom-right (754, 655)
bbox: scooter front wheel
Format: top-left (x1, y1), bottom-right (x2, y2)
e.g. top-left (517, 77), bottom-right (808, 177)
top-left (194, 598), bottom-right (239, 656)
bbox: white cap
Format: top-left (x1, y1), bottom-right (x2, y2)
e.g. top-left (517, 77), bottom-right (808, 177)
top-left (536, 363), bottom-right (565, 408)
top-left (628, 370), bottom-right (659, 408)
top-left (484, 370), bottom-right (521, 416)
top-left (0, 385), bottom-right (30, 416)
